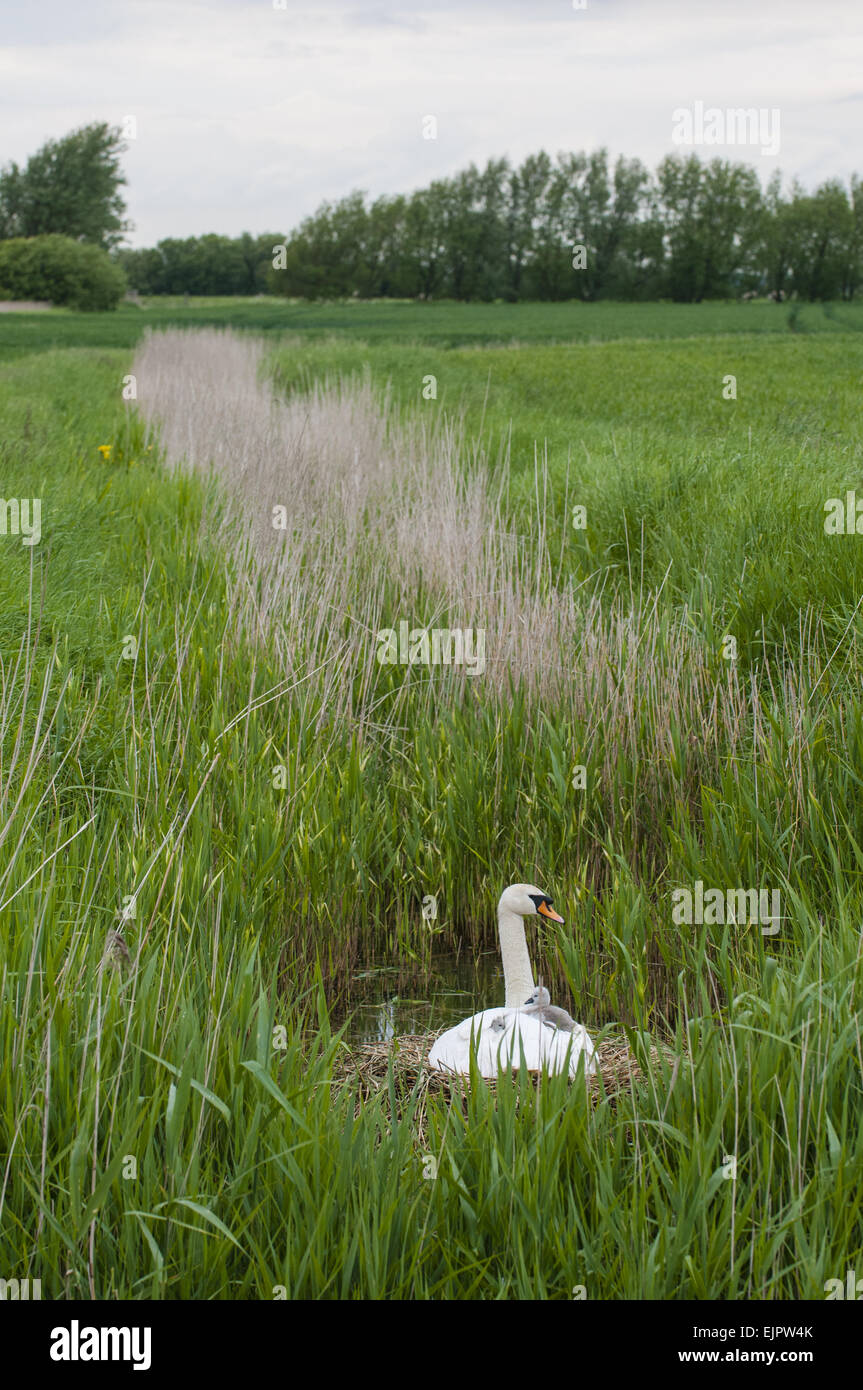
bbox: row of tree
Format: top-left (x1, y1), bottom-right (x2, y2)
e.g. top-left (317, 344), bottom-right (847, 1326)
top-left (115, 233), bottom-right (280, 296)
top-left (1, 125), bottom-right (861, 303)
top-left (119, 151), bottom-right (863, 303)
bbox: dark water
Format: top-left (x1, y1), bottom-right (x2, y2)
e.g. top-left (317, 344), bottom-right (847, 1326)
top-left (335, 950), bottom-right (506, 1045)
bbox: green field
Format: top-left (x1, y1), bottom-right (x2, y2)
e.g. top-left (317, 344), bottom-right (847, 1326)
top-left (1, 299), bottom-right (862, 1299)
top-left (2, 294), bottom-right (863, 362)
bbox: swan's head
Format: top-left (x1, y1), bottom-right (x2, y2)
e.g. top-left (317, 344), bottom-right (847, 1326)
top-left (498, 883), bottom-right (565, 923)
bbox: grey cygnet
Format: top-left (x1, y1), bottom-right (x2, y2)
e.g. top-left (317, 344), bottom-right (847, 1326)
top-left (522, 985), bottom-right (578, 1033)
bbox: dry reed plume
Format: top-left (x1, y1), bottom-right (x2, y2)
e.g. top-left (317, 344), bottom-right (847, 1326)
top-left (133, 327), bottom-right (818, 819)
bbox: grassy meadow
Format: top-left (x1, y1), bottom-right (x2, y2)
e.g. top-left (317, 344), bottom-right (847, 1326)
top-left (1, 293), bottom-right (863, 363)
top-left (0, 297), bottom-right (862, 1299)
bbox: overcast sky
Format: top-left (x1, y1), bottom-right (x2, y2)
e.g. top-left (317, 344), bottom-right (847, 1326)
top-left (1, 0), bottom-right (861, 246)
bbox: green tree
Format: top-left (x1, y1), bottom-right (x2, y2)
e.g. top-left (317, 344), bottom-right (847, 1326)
top-left (0, 123), bottom-right (129, 249)
top-left (236, 232), bottom-right (286, 294)
top-left (402, 183), bottom-right (448, 299)
top-left (269, 192), bottom-right (373, 298)
top-left (758, 172), bottom-right (795, 299)
top-left (655, 154), bottom-right (708, 300)
top-left (552, 149), bottom-right (653, 301)
top-left (366, 195), bottom-right (410, 297)
top-left (841, 175), bottom-right (863, 301)
top-left (525, 154), bottom-right (578, 300)
top-left (784, 180), bottom-right (855, 301)
top-left (439, 167), bottom-right (482, 300)
top-left (0, 234), bottom-right (126, 308)
top-left (505, 153), bottom-right (551, 301)
top-left (656, 155), bottom-right (763, 301)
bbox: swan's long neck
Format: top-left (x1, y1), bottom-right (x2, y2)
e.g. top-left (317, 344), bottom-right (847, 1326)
top-left (498, 906), bottom-right (535, 1007)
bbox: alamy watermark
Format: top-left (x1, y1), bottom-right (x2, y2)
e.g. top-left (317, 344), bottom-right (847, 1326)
top-left (824, 1268), bottom-right (863, 1299)
top-left (824, 492), bottom-right (863, 534)
top-left (0, 1276), bottom-right (41, 1299)
top-left (672, 102), bottom-right (780, 157)
top-left (49, 1321), bottom-right (151, 1370)
top-left (0, 497), bottom-right (41, 546)
top-left (376, 621), bottom-right (485, 676)
top-left (672, 881), bottom-right (781, 935)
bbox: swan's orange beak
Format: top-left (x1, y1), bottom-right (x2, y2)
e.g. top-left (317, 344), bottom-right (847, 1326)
top-left (538, 901), bottom-right (565, 923)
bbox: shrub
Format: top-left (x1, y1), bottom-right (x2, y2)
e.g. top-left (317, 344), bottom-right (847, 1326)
top-left (0, 234), bottom-right (126, 309)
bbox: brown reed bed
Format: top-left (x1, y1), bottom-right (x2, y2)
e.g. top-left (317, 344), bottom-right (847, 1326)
top-left (331, 1029), bottom-right (682, 1150)
top-left (334, 1029), bottom-right (677, 1107)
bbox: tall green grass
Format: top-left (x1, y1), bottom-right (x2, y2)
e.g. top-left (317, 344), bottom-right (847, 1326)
top-left (0, 326), bottom-right (861, 1298)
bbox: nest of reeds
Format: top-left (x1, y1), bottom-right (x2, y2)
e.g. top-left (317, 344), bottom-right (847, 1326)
top-left (335, 1030), bottom-right (676, 1111)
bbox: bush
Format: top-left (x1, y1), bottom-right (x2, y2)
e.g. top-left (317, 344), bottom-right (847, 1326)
top-left (0, 234), bottom-right (126, 309)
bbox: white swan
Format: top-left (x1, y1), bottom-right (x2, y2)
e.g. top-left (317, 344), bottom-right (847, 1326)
top-left (428, 883), bottom-right (596, 1078)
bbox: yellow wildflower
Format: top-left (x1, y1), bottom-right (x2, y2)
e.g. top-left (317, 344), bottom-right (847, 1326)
top-left (98, 444), bottom-right (112, 459)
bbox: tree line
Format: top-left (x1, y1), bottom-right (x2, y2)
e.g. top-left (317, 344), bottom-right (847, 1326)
top-left (121, 151), bottom-right (863, 303)
top-left (1, 126), bottom-right (861, 304)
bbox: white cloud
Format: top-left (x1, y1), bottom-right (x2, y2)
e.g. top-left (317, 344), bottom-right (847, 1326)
top-left (0, 0), bottom-right (860, 245)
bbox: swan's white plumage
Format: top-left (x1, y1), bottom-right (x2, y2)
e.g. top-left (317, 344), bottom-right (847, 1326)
top-left (427, 883), bottom-right (596, 1078)
top-left (429, 1006), bottom-right (596, 1077)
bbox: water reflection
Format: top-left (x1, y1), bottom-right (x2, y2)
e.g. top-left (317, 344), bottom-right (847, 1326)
top-left (335, 950), bottom-right (505, 1045)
